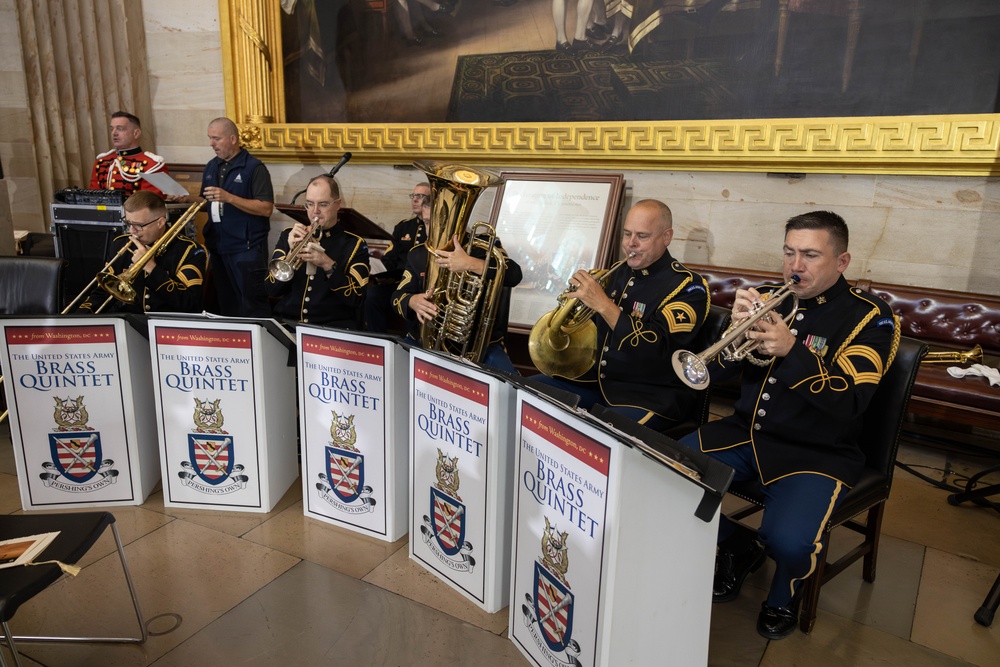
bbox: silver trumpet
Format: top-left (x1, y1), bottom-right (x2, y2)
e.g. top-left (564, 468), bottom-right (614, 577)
top-left (269, 216), bottom-right (322, 282)
top-left (672, 275), bottom-right (800, 389)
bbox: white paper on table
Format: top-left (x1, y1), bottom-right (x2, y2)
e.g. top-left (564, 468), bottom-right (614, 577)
top-left (140, 171), bottom-right (190, 197)
top-left (369, 256), bottom-right (387, 274)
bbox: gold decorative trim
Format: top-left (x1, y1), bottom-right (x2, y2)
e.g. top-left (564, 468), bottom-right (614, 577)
top-left (220, 2), bottom-right (1000, 176)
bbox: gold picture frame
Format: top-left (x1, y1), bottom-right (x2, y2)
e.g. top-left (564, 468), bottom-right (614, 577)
top-left (220, 1), bottom-right (1000, 176)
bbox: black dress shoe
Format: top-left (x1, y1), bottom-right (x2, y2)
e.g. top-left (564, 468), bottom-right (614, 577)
top-left (555, 41), bottom-right (572, 53)
top-left (570, 39), bottom-right (603, 53)
top-left (421, 27), bottom-right (442, 37)
top-left (586, 23), bottom-right (609, 40)
top-left (404, 37), bottom-right (423, 47)
top-left (757, 601), bottom-right (798, 639)
top-left (713, 541), bottom-right (765, 603)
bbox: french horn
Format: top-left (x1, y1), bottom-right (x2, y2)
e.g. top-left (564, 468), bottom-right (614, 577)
top-left (528, 260), bottom-right (629, 379)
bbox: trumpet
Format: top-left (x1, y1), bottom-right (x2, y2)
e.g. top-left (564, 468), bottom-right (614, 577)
top-left (269, 216), bottom-right (322, 282)
top-left (923, 344), bottom-right (983, 365)
top-left (671, 275), bottom-right (800, 390)
top-left (528, 259), bottom-right (630, 379)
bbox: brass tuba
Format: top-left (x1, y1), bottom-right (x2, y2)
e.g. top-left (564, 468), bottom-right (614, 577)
top-left (528, 261), bottom-right (629, 379)
top-left (415, 160), bottom-right (505, 363)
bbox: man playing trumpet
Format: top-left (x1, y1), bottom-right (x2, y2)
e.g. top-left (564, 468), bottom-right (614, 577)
top-left (532, 199), bottom-right (710, 430)
top-left (679, 211), bottom-right (898, 640)
top-left (266, 175), bottom-right (370, 328)
top-left (80, 191), bottom-right (207, 314)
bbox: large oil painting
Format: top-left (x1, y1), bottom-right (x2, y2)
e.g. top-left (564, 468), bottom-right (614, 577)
top-left (279, 0), bottom-right (1000, 124)
top-left (222, 1), bottom-right (1000, 173)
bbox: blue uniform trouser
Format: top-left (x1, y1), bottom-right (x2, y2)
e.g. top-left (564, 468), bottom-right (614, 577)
top-left (530, 375), bottom-right (674, 432)
top-left (213, 245), bottom-right (271, 318)
top-left (679, 433), bottom-right (848, 608)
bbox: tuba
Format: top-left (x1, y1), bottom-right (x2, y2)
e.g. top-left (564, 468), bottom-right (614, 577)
top-left (415, 160), bottom-right (505, 364)
top-left (528, 261), bottom-right (629, 379)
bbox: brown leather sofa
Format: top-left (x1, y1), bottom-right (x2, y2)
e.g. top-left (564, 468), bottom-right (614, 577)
top-left (688, 264), bottom-right (1000, 433)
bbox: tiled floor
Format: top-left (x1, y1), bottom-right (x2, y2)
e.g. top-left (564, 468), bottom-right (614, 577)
top-left (1, 424), bottom-right (999, 666)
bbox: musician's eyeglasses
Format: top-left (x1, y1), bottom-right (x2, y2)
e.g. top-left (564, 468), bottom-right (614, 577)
top-left (408, 194), bottom-right (429, 201)
top-left (124, 216), bottom-right (164, 231)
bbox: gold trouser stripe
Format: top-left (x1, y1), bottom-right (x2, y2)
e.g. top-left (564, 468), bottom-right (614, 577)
top-left (786, 481), bottom-right (845, 602)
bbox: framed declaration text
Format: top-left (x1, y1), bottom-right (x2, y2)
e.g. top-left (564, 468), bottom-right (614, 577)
top-left (488, 172), bottom-right (626, 332)
top-left (219, 0), bottom-right (1000, 175)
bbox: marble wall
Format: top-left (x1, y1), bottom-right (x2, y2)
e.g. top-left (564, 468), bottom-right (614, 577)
top-left (0, 0), bottom-right (42, 232)
top-left (3, 0), bottom-right (997, 296)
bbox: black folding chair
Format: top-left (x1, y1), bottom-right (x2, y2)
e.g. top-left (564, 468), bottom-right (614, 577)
top-left (0, 512), bottom-right (146, 667)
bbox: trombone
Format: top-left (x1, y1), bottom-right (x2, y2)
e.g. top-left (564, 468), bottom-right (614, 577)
top-left (61, 241), bottom-right (136, 314)
top-left (268, 216), bottom-right (322, 282)
top-left (672, 275), bottom-right (800, 390)
top-left (61, 200), bottom-right (205, 313)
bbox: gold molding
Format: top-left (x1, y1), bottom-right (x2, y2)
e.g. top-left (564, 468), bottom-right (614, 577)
top-left (221, 0), bottom-right (284, 124)
top-left (220, 3), bottom-right (1000, 176)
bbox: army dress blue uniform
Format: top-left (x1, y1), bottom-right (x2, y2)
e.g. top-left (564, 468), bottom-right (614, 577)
top-left (682, 275), bottom-right (899, 609)
top-left (536, 251), bottom-right (710, 429)
top-left (366, 214), bottom-right (427, 332)
top-left (391, 236), bottom-right (522, 373)
top-left (266, 223), bottom-right (370, 328)
top-left (82, 233), bottom-right (207, 314)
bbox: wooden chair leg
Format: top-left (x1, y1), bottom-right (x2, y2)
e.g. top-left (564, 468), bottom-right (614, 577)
top-left (798, 534), bottom-right (829, 634)
top-left (863, 504), bottom-right (885, 583)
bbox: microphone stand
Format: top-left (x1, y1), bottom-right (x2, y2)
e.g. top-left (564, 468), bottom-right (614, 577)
top-left (290, 152), bottom-right (353, 205)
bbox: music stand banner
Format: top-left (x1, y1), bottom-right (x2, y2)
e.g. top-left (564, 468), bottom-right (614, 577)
top-left (509, 389), bottom-right (717, 666)
top-left (509, 390), bottom-right (614, 667)
top-left (148, 318), bottom-right (297, 512)
top-left (297, 327), bottom-right (408, 541)
top-left (0, 317), bottom-right (159, 509)
top-left (408, 349), bottom-right (515, 613)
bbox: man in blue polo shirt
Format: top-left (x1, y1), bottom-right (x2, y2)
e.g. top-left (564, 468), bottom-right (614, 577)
top-left (173, 117), bottom-right (274, 317)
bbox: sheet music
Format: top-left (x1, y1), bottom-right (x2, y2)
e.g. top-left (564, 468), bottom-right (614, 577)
top-left (141, 171), bottom-right (189, 197)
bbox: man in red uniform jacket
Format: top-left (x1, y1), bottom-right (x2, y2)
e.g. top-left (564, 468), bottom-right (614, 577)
top-left (89, 111), bottom-right (169, 197)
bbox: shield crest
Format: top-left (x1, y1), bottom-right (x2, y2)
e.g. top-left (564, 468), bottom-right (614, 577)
top-left (326, 445), bottom-right (364, 503)
top-left (430, 487), bottom-right (466, 556)
top-left (48, 432), bottom-right (101, 483)
top-left (534, 561), bottom-right (575, 652)
top-left (188, 434), bottom-right (233, 485)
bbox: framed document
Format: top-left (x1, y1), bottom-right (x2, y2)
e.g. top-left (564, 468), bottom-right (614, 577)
top-left (489, 173), bottom-right (626, 332)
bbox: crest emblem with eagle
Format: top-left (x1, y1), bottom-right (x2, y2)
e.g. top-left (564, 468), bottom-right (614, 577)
top-left (329, 411), bottom-right (358, 452)
top-left (192, 397), bottom-right (226, 433)
top-left (53, 396), bottom-right (92, 431)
